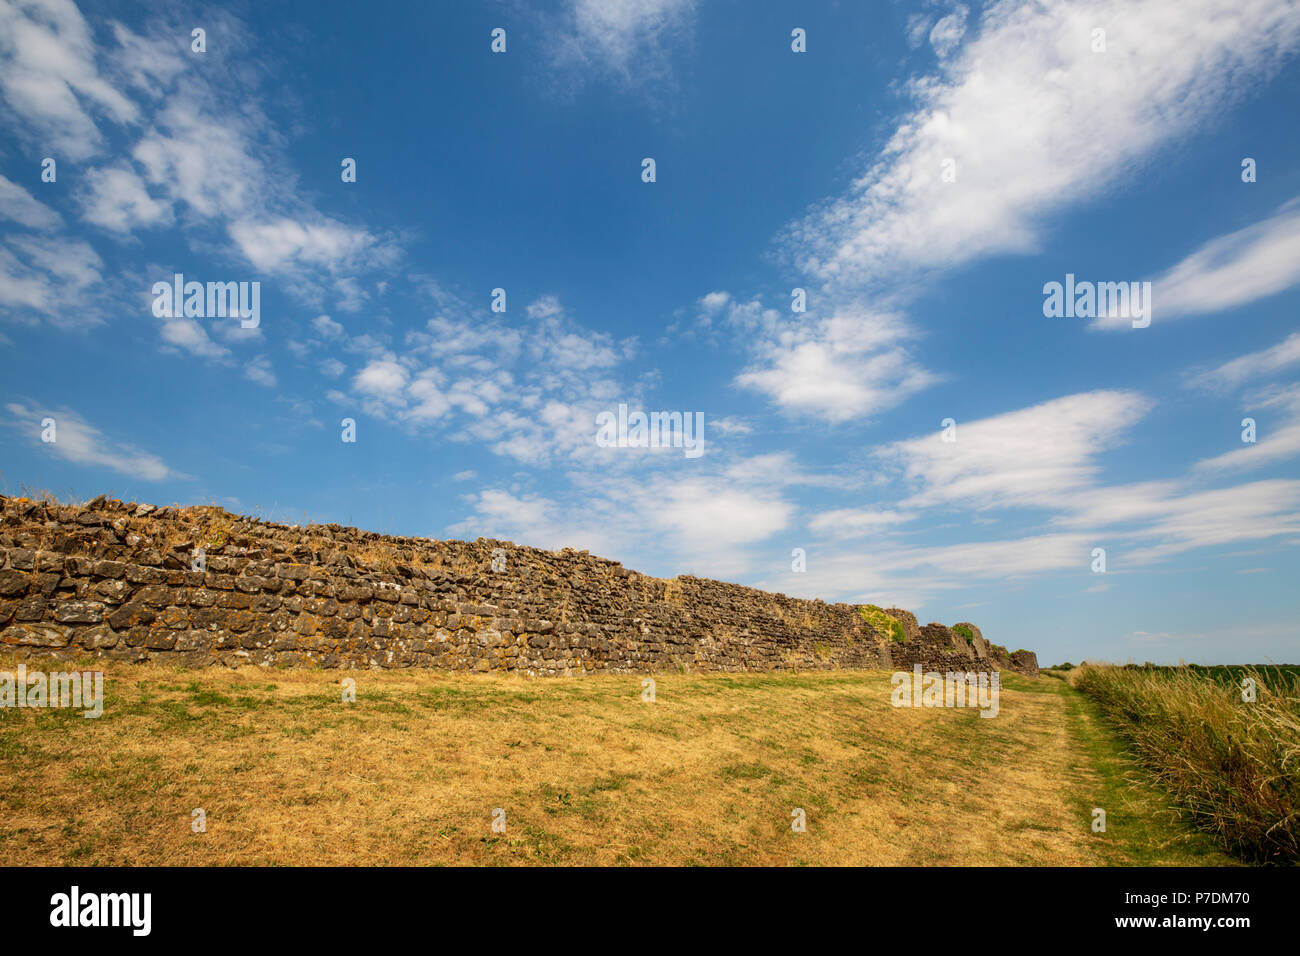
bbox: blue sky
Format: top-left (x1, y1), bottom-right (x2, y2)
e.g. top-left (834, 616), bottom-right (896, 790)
top-left (2, 0), bottom-right (1299, 666)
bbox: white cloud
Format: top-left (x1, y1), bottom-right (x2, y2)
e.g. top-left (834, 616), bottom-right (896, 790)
top-left (546, 0), bottom-right (696, 86)
top-left (929, 5), bottom-right (968, 57)
top-left (1194, 384), bottom-right (1300, 474)
top-left (735, 304), bottom-right (937, 422)
top-left (698, 290), bottom-right (730, 313)
top-left (1051, 479), bottom-right (1184, 529)
top-left (8, 233), bottom-right (100, 287)
top-left (1121, 480), bottom-right (1300, 564)
top-left (4, 400), bottom-right (183, 481)
top-left (709, 416), bottom-right (751, 437)
top-left (721, 452), bottom-right (845, 489)
top-left (0, 234), bottom-right (102, 322)
top-left (354, 359), bottom-right (409, 399)
top-left (649, 477), bottom-right (793, 572)
top-left (159, 318), bottom-right (230, 360)
top-left (2, 4), bottom-right (398, 324)
top-left (785, 0), bottom-right (1300, 292)
top-left (1187, 331), bottom-right (1300, 391)
top-left (333, 277), bottom-right (367, 312)
top-left (333, 294), bottom-right (639, 464)
top-left (244, 354), bottom-right (276, 387)
top-left (312, 314), bottom-right (344, 339)
top-left (789, 474), bottom-right (1300, 604)
top-left (743, 0), bottom-right (1300, 421)
top-left (129, 91), bottom-right (267, 221)
top-left (808, 508), bottom-right (915, 539)
top-left (1097, 198), bottom-right (1300, 329)
top-left (760, 530), bottom-right (1095, 611)
top-left (525, 294), bottom-right (564, 320)
top-left (449, 488), bottom-right (614, 556)
top-left (890, 532), bottom-right (1089, 580)
top-left (228, 217), bottom-right (380, 274)
top-left (878, 390), bottom-right (1151, 510)
top-left (78, 162), bottom-right (173, 232)
top-left (0, 247), bottom-right (52, 312)
top-left (0, 173), bottom-right (61, 229)
top-left (906, 14), bottom-right (934, 49)
top-left (0, 0), bottom-right (138, 159)
top-left (453, 462), bottom-right (798, 580)
top-left (107, 19), bottom-right (185, 93)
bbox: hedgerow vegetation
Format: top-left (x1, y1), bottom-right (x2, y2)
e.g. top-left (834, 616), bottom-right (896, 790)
top-left (1071, 663), bottom-right (1300, 864)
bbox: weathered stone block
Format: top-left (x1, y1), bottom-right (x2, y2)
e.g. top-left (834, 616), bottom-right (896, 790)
top-left (54, 601), bottom-right (105, 624)
top-left (108, 602), bottom-right (156, 629)
top-left (2, 622), bottom-right (72, 646)
top-left (0, 569), bottom-right (30, 597)
top-left (79, 624), bottom-right (119, 649)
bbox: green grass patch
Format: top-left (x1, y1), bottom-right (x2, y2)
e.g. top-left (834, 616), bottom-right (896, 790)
top-left (858, 605), bottom-right (906, 643)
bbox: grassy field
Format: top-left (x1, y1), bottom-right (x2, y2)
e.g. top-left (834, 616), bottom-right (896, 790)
top-left (0, 656), bottom-right (1235, 866)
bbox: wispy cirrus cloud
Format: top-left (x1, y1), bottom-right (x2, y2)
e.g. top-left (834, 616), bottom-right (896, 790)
top-left (786, 0), bottom-right (1300, 293)
top-left (4, 400), bottom-right (185, 481)
top-left (1194, 383), bottom-right (1300, 474)
top-left (1093, 199), bottom-right (1300, 330)
top-left (1119, 480), bottom-right (1300, 564)
top-left (543, 0), bottom-right (697, 89)
top-left (1187, 331), bottom-right (1300, 391)
top-left (0, 174), bottom-right (61, 230)
top-left (878, 390), bottom-right (1151, 511)
top-left (0, 234), bottom-right (103, 324)
top-left (741, 0), bottom-right (1300, 421)
top-left (787, 402), bottom-right (1300, 609)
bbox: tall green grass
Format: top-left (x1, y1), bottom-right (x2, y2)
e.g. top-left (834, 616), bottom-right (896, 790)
top-left (1072, 664), bottom-right (1300, 863)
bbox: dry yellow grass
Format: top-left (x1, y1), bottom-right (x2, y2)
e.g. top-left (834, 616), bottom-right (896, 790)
top-left (0, 658), bottom-right (1231, 865)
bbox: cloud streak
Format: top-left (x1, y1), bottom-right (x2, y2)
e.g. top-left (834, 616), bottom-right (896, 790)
top-left (4, 401), bottom-right (185, 481)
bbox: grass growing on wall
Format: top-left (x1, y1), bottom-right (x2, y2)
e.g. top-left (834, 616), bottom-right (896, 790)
top-left (858, 605), bottom-right (906, 643)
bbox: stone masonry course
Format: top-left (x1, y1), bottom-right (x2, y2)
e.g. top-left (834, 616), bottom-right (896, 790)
top-left (0, 495), bottom-right (1038, 678)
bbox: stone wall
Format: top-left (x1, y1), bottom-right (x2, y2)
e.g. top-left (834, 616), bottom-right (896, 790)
top-left (883, 620), bottom-right (1037, 677)
top-left (0, 496), bottom-right (1038, 677)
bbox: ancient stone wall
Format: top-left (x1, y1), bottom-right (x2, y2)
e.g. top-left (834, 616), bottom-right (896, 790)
top-left (888, 620), bottom-right (1038, 678)
top-left (0, 496), bottom-right (1037, 677)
